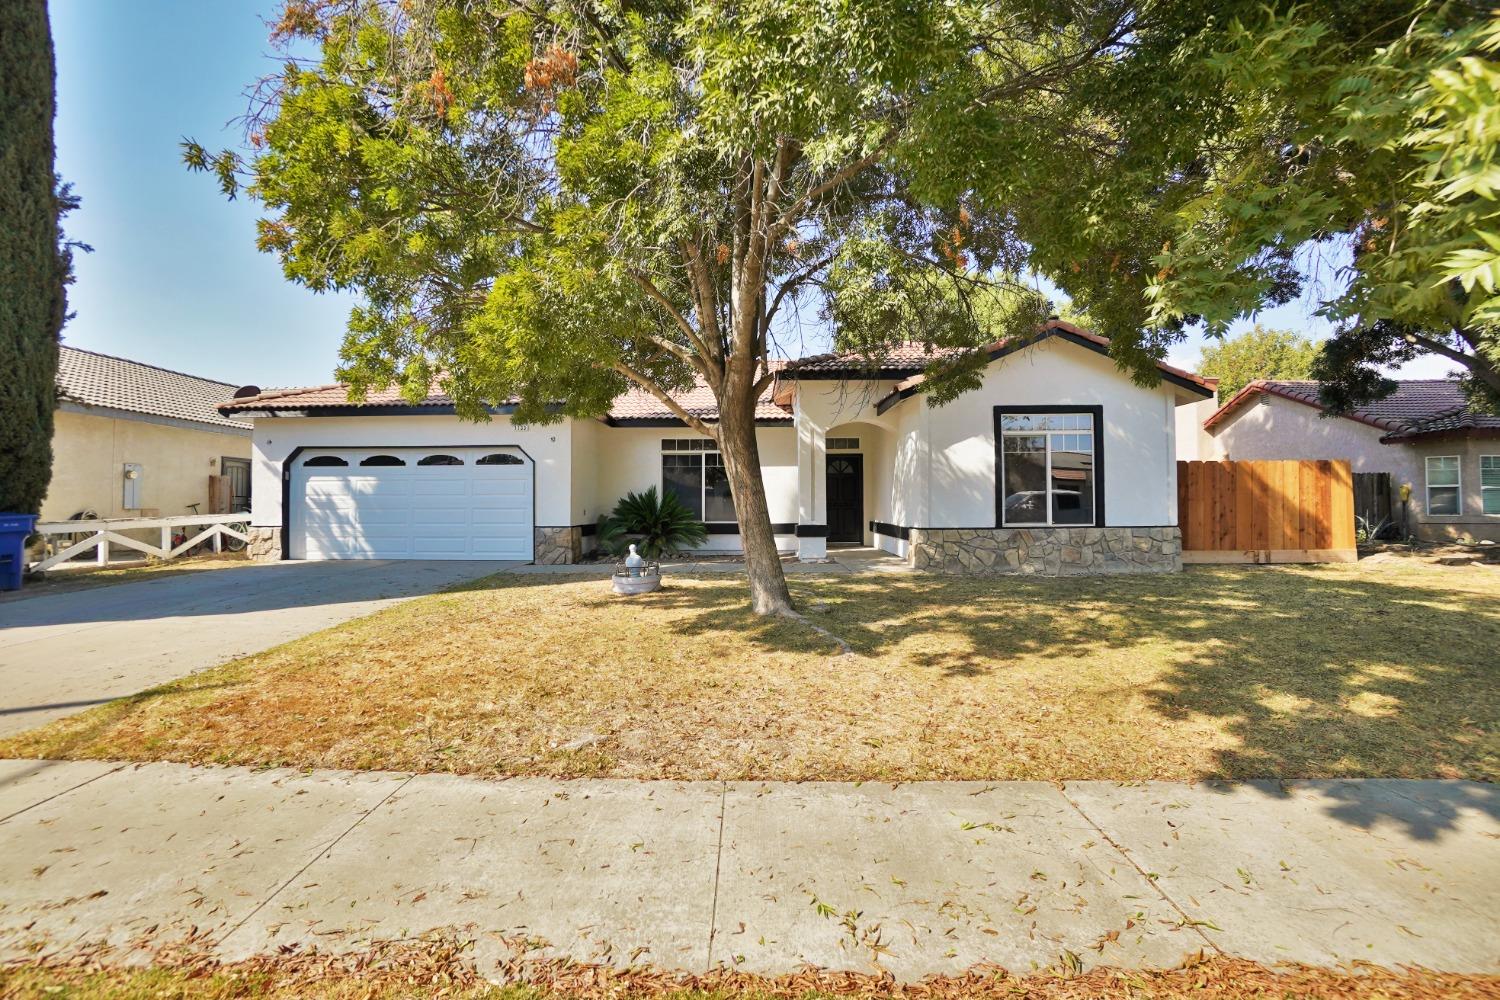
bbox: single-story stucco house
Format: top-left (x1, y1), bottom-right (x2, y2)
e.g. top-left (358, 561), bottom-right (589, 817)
top-left (1187, 378), bottom-right (1500, 542)
top-left (43, 346), bottom-right (253, 526)
top-left (218, 321), bottom-right (1216, 573)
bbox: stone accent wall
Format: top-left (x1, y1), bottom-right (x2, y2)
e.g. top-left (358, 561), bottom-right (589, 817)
top-left (534, 525), bottom-right (582, 565)
top-left (247, 526), bottom-right (282, 562)
top-left (909, 526), bottom-right (1180, 575)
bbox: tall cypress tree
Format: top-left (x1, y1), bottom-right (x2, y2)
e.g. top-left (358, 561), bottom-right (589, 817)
top-left (0, 0), bottom-right (65, 514)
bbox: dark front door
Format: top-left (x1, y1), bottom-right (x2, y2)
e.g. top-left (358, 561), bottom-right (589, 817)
top-left (825, 453), bottom-right (863, 544)
top-left (222, 457), bottom-right (251, 512)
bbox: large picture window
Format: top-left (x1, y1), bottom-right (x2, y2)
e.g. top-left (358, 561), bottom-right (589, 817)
top-left (997, 410), bottom-right (1098, 527)
top-left (1425, 455), bottom-right (1460, 515)
top-left (661, 440), bottom-right (735, 522)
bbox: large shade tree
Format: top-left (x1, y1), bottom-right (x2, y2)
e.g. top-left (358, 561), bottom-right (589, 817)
top-left (1026, 1), bottom-right (1500, 413)
top-left (189, 0), bottom-right (1146, 614)
top-left (0, 0), bottom-right (70, 515)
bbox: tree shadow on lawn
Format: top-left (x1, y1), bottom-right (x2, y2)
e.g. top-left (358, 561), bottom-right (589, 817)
top-left (611, 565), bottom-right (1499, 836)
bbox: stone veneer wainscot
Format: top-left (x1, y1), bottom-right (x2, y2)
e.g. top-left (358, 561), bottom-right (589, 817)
top-left (908, 526), bottom-right (1180, 575)
top-left (533, 526), bottom-right (582, 565)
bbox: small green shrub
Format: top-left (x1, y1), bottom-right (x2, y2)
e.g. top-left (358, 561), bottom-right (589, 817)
top-left (597, 486), bottom-right (707, 559)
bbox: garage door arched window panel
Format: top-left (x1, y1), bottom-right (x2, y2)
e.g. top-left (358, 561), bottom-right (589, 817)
top-left (302, 455), bottom-right (348, 467)
top-left (291, 446), bottom-right (533, 561)
top-left (996, 408), bottom-right (1099, 527)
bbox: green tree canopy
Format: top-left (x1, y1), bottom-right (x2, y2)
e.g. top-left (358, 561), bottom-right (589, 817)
top-left (1026, 1), bottom-right (1500, 414)
top-left (0, 0), bottom-right (69, 515)
top-left (187, 0), bottom-right (1150, 613)
top-left (1198, 326), bottom-right (1322, 402)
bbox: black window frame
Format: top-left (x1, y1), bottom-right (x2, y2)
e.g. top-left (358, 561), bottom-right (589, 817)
top-left (660, 442), bottom-right (736, 524)
top-left (993, 405), bottom-right (1105, 528)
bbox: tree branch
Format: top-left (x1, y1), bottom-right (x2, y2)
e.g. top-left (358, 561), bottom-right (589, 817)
top-left (629, 270), bottom-right (707, 357)
top-left (1406, 330), bottom-right (1500, 392)
top-left (611, 361), bottom-right (720, 441)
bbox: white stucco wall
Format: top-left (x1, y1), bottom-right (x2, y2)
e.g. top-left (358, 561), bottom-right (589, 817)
top-left (1175, 397), bottom-right (1220, 460)
top-left (248, 414), bottom-right (574, 529)
top-left (587, 423), bottom-right (799, 552)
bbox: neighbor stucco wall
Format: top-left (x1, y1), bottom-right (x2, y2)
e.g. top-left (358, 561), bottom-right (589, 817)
top-left (1210, 393), bottom-right (1421, 484)
top-left (1404, 438), bottom-right (1500, 542)
top-left (42, 407), bottom-right (251, 522)
top-left (248, 414), bottom-right (574, 530)
top-left (588, 424), bottom-right (798, 552)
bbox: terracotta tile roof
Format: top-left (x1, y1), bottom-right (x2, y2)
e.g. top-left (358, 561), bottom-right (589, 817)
top-left (1203, 378), bottom-right (1499, 439)
top-left (221, 375), bottom-right (792, 423)
top-left (780, 320), bottom-right (1218, 396)
top-left (607, 379), bottom-right (790, 423)
top-left (58, 346), bottom-right (251, 430)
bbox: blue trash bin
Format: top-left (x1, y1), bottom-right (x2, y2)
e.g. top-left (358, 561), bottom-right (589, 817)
top-left (0, 513), bottom-right (39, 591)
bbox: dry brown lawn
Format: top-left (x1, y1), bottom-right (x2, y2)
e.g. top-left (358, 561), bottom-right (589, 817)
top-left (2, 946), bottom-right (1495, 1000)
top-left (2, 561), bottom-right (1495, 781)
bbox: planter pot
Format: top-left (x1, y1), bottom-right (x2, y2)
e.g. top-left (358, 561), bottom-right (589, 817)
top-left (612, 573), bottom-right (662, 596)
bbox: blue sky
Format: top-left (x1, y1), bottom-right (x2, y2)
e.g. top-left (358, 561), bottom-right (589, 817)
top-left (51, 1), bottom-right (1447, 389)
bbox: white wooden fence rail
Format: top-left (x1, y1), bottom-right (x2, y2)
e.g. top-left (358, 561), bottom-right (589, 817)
top-left (28, 514), bottom-right (250, 573)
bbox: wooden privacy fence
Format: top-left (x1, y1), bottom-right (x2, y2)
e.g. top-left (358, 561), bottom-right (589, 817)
top-left (1177, 460), bottom-right (1356, 564)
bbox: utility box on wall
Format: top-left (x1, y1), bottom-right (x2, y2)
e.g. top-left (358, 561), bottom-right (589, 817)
top-left (122, 463), bottom-right (144, 509)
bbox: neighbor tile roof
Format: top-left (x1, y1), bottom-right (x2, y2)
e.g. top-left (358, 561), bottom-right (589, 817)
top-left (1203, 378), bottom-right (1500, 439)
top-left (57, 346), bottom-right (251, 430)
top-left (221, 375), bottom-right (792, 423)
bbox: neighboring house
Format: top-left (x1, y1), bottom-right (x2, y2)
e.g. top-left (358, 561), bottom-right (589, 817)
top-left (219, 321), bottom-right (1215, 574)
top-left (1195, 378), bottom-right (1500, 542)
top-left (44, 347), bottom-right (253, 527)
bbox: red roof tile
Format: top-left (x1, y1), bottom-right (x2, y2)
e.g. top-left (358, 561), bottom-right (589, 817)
top-left (781, 320), bottom-right (1218, 395)
top-left (221, 375), bottom-right (791, 423)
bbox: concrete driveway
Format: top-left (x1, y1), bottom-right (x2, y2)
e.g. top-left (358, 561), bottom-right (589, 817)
top-left (0, 560), bottom-right (515, 738)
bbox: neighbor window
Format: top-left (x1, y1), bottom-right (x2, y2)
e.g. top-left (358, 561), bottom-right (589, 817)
top-left (1482, 456), bottom-right (1500, 515)
top-left (1425, 455), bottom-right (1460, 515)
top-left (998, 411), bottom-right (1096, 526)
top-left (661, 441), bottom-right (735, 522)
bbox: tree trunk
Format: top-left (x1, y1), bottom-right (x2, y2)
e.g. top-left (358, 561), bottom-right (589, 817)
top-left (717, 386), bottom-right (795, 616)
top-left (0, 0), bottom-right (64, 514)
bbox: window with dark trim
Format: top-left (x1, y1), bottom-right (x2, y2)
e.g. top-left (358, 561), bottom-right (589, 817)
top-left (417, 454), bottom-right (464, 466)
top-left (303, 455), bottom-right (348, 467)
top-left (359, 454), bottom-right (406, 467)
top-left (476, 452), bottom-right (524, 465)
top-left (995, 409), bottom-right (1100, 527)
top-left (661, 441), bottom-right (734, 522)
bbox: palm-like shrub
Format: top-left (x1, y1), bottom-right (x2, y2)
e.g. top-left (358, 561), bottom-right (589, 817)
top-left (597, 486), bottom-right (707, 559)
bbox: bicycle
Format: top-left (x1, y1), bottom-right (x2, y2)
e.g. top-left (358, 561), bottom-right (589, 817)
top-left (172, 502), bottom-right (249, 555)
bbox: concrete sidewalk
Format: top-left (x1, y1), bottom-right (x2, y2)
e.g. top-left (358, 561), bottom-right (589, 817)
top-left (0, 761), bottom-right (1495, 977)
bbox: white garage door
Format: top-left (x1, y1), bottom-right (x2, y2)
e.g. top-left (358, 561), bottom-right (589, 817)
top-left (290, 447), bottom-right (533, 560)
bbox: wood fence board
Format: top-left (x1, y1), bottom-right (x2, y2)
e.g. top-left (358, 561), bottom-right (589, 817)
top-left (1177, 458), bottom-right (1355, 563)
top-left (1235, 461), bottom-right (1255, 549)
top-left (1330, 461), bottom-right (1355, 549)
top-left (1217, 463), bottom-right (1238, 550)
